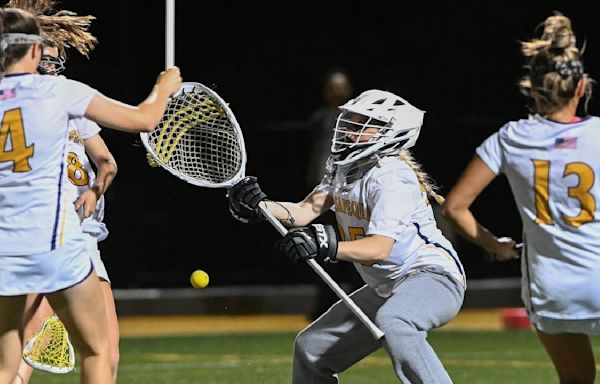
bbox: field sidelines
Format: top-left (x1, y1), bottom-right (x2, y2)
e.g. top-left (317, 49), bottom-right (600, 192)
top-left (119, 308), bottom-right (512, 337)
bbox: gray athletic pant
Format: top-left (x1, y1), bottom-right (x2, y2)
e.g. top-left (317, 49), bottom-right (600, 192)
top-left (292, 266), bottom-right (465, 383)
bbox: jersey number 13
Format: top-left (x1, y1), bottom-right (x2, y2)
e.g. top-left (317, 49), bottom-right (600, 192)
top-left (532, 159), bottom-right (595, 227)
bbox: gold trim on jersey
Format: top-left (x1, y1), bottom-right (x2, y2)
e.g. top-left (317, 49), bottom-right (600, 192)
top-left (58, 202), bottom-right (68, 247)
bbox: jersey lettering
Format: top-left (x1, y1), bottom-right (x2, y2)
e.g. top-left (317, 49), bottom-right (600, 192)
top-left (333, 196), bottom-right (371, 220)
top-left (532, 159), bottom-right (596, 227)
top-left (0, 108), bottom-right (34, 172)
top-left (337, 225), bottom-right (373, 266)
top-left (67, 152), bottom-right (89, 186)
top-left (562, 162), bottom-right (595, 227)
top-left (532, 159), bottom-right (552, 225)
top-left (337, 225), bottom-right (365, 241)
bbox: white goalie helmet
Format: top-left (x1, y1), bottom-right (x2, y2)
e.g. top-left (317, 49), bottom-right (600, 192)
top-left (330, 89), bottom-right (425, 166)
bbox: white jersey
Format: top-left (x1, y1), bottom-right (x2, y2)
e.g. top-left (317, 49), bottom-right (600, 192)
top-left (316, 156), bottom-right (465, 297)
top-left (477, 115), bottom-right (600, 319)
top-left (65, 118), bottom-right (108, 241)
top-left (0, 74), bottom-right (96, 254)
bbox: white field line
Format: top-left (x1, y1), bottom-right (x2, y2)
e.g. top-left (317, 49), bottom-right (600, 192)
top-left (117, 353), bottom-right (600, 372)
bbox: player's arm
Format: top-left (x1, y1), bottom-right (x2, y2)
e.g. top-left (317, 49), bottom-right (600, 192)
top-left (336, 235), bottom-right (395, 264)
top-left (227, 176), bottom-right (333, 226)
top-left (74, 134), bottom-right (118, 218)
top-left (84, 68), bottom-right (181, 133)
top-left (442, 155), bottom-right (519, 260)
top-left (276, 227), bottom-right (395, 265)
top-left (262, 190), bottom-right (333, 227)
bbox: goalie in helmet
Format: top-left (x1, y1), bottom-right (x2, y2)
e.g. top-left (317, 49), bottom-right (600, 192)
top-left (228, 89), bottom-right (466, 383)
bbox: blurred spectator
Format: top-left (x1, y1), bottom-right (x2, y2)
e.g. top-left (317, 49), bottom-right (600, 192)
top-left (306, 69), bottom-right (353, 187)
top-left (305, 69), bottom-right (360, 320)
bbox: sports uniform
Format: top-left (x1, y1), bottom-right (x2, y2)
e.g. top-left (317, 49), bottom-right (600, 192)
top-left (64, 118), bottom-right (110, 282)
top-left (228, 90), bottom-right (466, 383)
top-left (0, 74), bottom-right (97, 295)
top-left (477, 114), bottom-right (600, 335)
top-left (292, 156), bottom-right (465, 384)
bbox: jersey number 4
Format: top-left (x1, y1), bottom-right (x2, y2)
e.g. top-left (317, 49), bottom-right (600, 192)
top-left (532, 159), bottom-right (595, 227)
top-left (0, 108), bottom-right (34, 172)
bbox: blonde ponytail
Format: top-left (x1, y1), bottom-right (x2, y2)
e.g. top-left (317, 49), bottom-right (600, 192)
top-left (397, 150), bottom-right (445, 205)
top-left (519, 12), bottom-right (593, 114)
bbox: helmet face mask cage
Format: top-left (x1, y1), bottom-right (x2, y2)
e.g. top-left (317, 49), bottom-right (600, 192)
top-left (332, 110), bottom-right (390, 150)
top-left (37, 54), bottom-right (66, 76)
top-left (330, 90), bottom-right (425, 166)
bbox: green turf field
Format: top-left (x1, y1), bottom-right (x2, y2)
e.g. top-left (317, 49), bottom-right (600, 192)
top-left (30, 330), bottom-right (600, 383)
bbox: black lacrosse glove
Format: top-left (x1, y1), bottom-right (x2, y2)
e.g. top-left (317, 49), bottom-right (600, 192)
top-left (278, 224), bottom-right (339, 263)
top-left (227, 176), bottom-right (267, 223)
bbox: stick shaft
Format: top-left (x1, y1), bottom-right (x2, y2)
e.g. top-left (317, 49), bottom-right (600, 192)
top-left (258, 204), bottom-right (385, 340)
top-left (165, 0), bottom-right (175, 68)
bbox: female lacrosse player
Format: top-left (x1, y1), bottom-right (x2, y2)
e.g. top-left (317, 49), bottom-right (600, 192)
top-left (443, 13), bottom-right (599, 384)
top-left (15, 44), bottom-right (121, 384)
top-left (0, 8), bottom-right (181, 383)
top-left (229, 90), bottom-right (466, 383)
top-left (10, 4), bottom-right (122, 381)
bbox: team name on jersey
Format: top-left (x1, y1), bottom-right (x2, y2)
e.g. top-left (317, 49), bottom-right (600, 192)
top-left (333, 195), bottom-right (371, 221)
top-left (68, 129), bottom-right (83, 145)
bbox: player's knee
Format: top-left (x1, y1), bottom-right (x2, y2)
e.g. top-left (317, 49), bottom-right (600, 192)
top-left (293, 330), bottom-right (322, 364)
top-left (293, 331), bottom-right (312, 359)
top-left (76, 336), bottom-right (110, 358)
top-left (109, 349), bottom-right (120, 378)
top-left (375, 309), bottom-right (417, 336)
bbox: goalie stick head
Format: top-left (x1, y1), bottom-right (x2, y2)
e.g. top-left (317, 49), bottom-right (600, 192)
top-left (141, 82), bottom-right (247, 188)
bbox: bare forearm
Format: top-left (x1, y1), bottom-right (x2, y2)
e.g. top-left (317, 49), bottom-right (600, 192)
top-left (442, 207), bottom-right (498, 252)
top-left (442, 155), bottom-right (501, 252)
top-left (261, 201), bottom-right (318, 227)
top-left (337, 235), bottom-right (394, 264)
top-left (91, 159), bottom-right (117, 198)
top-left (135, 84), bottom-right (172, 129)
top-left (260, 190), bottom-right (332, 227)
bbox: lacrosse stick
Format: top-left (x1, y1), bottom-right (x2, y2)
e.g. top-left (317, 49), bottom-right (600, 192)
top-left (22, 315), bottom-right (75, 374)
top-left (141, 0), bottom-right (383, 340)
top-left (141, 82), bottom-right (384, 340)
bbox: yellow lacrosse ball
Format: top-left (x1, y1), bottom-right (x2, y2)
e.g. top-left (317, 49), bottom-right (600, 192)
top-left (190, 270), bottom-right (209, 288)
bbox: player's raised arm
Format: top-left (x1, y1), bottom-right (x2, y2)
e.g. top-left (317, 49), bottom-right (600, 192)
top-left (85, 67), bottom-right (182, 133)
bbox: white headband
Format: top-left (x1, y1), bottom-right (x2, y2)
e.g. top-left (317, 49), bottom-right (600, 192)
top-left (1, 33), bottom-right (43, 50)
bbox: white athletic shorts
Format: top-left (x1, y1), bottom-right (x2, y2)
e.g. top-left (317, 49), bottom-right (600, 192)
top-left (530, 313), bottom-right (600, 336)
top-left (83, 233), bottom-right (110, 283)
top-left (0, 236), bottom-right (93, 296)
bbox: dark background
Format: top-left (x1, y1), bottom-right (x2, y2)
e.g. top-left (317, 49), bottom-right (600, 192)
top-left (51, 1), bottom-right (600, 288)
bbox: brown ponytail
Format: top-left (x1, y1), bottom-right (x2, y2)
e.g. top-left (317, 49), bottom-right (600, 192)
top-left (2, 8), bottom-right (40, 69)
